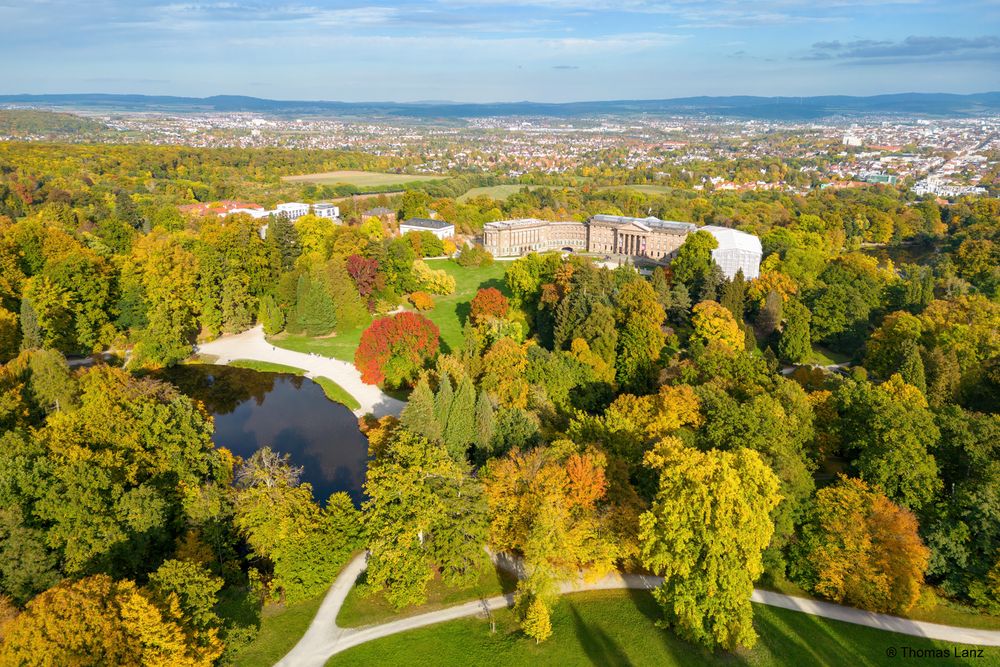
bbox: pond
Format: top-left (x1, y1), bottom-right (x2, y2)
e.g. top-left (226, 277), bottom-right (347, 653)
top-left (157, 364), bottom-right (369, 506)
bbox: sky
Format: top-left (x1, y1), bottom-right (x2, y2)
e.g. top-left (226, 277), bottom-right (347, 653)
top-left (1, 0), bottom-right (999, 102)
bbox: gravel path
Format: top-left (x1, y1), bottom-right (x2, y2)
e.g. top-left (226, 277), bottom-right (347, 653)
top-left (196, 326), bottom-right (404, 417)
top-left (275, 554), bottom-right (1000, 667)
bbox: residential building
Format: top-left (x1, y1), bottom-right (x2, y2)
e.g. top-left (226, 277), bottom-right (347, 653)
top-left (312, 202), bottom-right (341, 220)
top-left (275, 202), bottom-right (310, 220)
top-left (399, 217), bottom-right (455, 240)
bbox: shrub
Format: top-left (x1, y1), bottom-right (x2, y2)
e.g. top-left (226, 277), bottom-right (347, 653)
top-left (409, 291), bottom-right (435, 311)
top-left (413, 260), bottom-right (456, 295)
top-left (457, 244), bottom-right (494, 267)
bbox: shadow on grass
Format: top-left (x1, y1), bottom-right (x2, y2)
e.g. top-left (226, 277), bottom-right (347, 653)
top-left (568, 603), bottom-right (634, 666)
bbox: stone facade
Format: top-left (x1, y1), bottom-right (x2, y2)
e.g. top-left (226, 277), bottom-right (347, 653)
top-left (483, 215), bottom-right (695, 261)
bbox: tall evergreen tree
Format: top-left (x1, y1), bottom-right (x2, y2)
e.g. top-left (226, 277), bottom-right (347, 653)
top-left (444, 375), bottom-right (476, 462)
top-left (667, 283), bottom-right (691, 326)
top-left (899, 342), bottom-right (927, 394)
top-left (698, 264), bottom-right (724, 303)
top-left (435, 376), bottom-right (454, 433)
top-left (650, 267), bottom-right (672, 311)
top-left (720, 270), bottom-right (746, 320)
top-left (19, 298), bottom-right (42, 350)
top-left (474, 390), bottom-right (495, 453)
top-left (402, 376), bottom-right (442, 442)
top-left (778, 298), bottom-right (811, 364)
top-left (266, 214), bottom-right (301, 272)
top-left (757, 289), bottom-right (783, 337)
top-left (291, 272), bottom-right (336, 336)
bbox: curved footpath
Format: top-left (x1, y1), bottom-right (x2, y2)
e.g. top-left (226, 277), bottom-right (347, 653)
top-left (276, 554), bottom-right (1000, 667)
top-left (196, 326), bottom-right (404, 418)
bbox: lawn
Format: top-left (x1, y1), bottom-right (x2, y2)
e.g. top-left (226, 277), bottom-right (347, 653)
top-left (457, 184), bottom-right (547, 202)
top-left (228, 359), bottom-right (306, 375)
top-left (221, 590), bottom-right (326, 667)
top-left (807, 345), bottom-right (853, 366)
top-left (407, 259), bottom-right (509, 353)
top-left (314, 376), bottom-right (362, 411)
top-left (270, 328), bottom-right (365, 363)
top-left (338, 564), bottom-right (516, 628)
top-left (328, 589), bottom-right (1000, 667)
top-left (281, 170), bottom-right (446, 187)
top-left (271, 260), bottom-right (508, 359)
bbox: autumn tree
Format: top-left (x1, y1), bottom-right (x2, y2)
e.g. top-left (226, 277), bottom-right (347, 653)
top-left (0, 575), bottom-right (221, 666)
top-left (482, 444), bottom-right (615, 636)
top-left (796, 476), bottom-right (930, 614)
top-left (690, 300), bottom-right (744, 353)
top-left (354, 312), bottom-right (440, 388)
top-left (778, 298), bottom-right (811, 364)
top-left (614, 278), bottom-right (665, 392)
top-left (469, 287), bottom-right (510, 326)
top-left (639, 439), bottom-right (781, 650)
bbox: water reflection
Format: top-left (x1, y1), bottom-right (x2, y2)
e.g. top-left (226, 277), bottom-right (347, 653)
top-left (157, 365), bottom-right (369, 506)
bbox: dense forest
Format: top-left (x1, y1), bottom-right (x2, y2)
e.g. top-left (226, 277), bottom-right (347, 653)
top-left (0, 140), bottom-right (997, 662)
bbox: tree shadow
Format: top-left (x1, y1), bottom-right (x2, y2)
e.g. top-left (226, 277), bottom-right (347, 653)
top-left (568, 603), bottom-right (634, 666)
top-left (455, 301), bottom-right (471, 329)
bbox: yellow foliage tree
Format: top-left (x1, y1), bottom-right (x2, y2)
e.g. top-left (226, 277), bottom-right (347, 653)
top-left (690, 300), bottom-right (745, 353)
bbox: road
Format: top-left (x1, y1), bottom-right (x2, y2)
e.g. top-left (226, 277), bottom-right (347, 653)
top-left (196, 326), bottom-right (404, 417)
top-left (276, 553), bottom-right (1000, 667)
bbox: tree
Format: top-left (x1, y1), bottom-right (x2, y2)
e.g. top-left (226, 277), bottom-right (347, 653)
top-left (756, 289), bottom-right (782, 337)
top-left (0, 307), bottom-right (17, 362)
top-left (401, 376), bottom-right (442, 442)
top-left (265, 213), bottom-right (301, 271)
top-left (17, 299), bottom-right (41, 350)
top-left (346, 254), bottom-right (380, 300)
top-left (399, 190), bottom-right (431, 220)
top-left (614, 279), bottom-right (665, 392)
top-left (480, 337), bottom-right (530, 408)
top-left (363, 425), bottom-right (486, 608)
top-left (690, 300), bottom-right (744, 353)
top-left (719, 269), bottom-right (747, 320)
top-left (671, 230), bottom-right (718, 289)
top-left (521, 596), bottom-right (552, 643)
top-left (778, 298), bottom-right (811, 364)
top-left (469, 287), bottom-right (509, 326)
top-left (257, 293), bottom-right (285, 335)
top-left (836, 375), bottom-right (941, 510)
top-left (354, 312), bottom-right (440, 388)
top-left (443, 374), bottom-right (475, 462)
top-left (0, 575), bottom-right (221, 666)
top-left (482, 445), bottom-right (615, 636)
top-left (474, 390), bottom-right (495, 453)
top-left (148, 559), bottom-right (224, 650)
top-left (639, 439), bottom-right (781, 651)
top-left (290, 270), bottom-right (336, 336)
top-left (797, 476), bottom-right (930, 614)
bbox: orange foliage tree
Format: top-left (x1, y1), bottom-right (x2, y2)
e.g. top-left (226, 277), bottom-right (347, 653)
top-left (354, 312), bottom-right (440, 389)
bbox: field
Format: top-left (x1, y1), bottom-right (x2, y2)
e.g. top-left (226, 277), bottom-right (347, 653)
top-left (328, 589), bottom-right (1000, 667)
top-left (222, 591), bottom-right (326, 667)
top-left (271, 260), bottom-right (508, 361)
top-left (457, 184), bottom-right (547, 202)
top-left (338, 565), bottom-right (515, 628)
top-left (281, 170), bottom-right (446, 187)
top-left (410, 259), bottom-right (510, 352)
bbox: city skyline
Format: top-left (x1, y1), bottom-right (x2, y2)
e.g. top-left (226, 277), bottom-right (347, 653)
top-left (2, 0), bottom-right (999, 102)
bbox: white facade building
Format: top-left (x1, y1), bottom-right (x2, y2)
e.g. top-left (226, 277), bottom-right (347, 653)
top-left (399, 217), bottom-right (455, 240)
top-left (275, 202), bottom-right (310, 220)
top-left (701, 225), bottom-right (763, 280)
top-left (312, 202), bottom-right (341, 220)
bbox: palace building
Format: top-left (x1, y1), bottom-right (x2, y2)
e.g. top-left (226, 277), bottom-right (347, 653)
top-left (482, 215), bottom-right (762, 279)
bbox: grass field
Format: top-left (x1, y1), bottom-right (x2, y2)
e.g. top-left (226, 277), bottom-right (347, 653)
top-left (314, 376), bottom-right (361, 411)
top-left (228, 359), bottom-right (306, 375)
top-left (223, 591), bottom-right (326, 667)
top-left (328, 589), bottom-right (1000, 667)
top-left (338, 565), bottom-right (516, 628)
top-left (407, 259), bottom-right (509, 352)
top-left (282, 170), bottom-right (446, 187)
top-left (457, 184), bottom-right (546, 202)
top-left (272, 260), bottom-right (508, 360)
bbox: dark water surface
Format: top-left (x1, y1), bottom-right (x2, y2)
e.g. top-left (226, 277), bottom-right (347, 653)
top-left (157, 364), bottom-right (369, 506)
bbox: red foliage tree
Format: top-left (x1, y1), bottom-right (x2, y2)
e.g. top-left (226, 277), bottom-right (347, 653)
top-left (469, 287), bottom-right (509, 326)
top-left (354, 312), bottom-right (440, 388)
top-left (346, 255), bottom-right (380, 298)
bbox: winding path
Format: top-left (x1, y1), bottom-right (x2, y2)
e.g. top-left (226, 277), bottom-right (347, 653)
top-left (276, 553), bottom-right (1000, 667)
top-left (196, 326), bottom-right (404, 417)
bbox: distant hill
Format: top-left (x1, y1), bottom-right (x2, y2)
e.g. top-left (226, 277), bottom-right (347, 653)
top-left (2, 92), bottom-right (999, 119)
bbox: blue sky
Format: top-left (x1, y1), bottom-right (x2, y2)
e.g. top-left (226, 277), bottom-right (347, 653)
top-left (2, 0), bottom-right (998, 102)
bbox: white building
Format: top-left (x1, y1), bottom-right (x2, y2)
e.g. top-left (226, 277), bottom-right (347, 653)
top-left (312, 202), bottom-right (340, 220)
top-left (275, 202), bottom-right (310, 220)
top-left (700, 225), bottom-right (762, 280)
top-left (227, 207), bottom-right (271, 220)
top-left (400, 217), bottom-right (455, 240)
